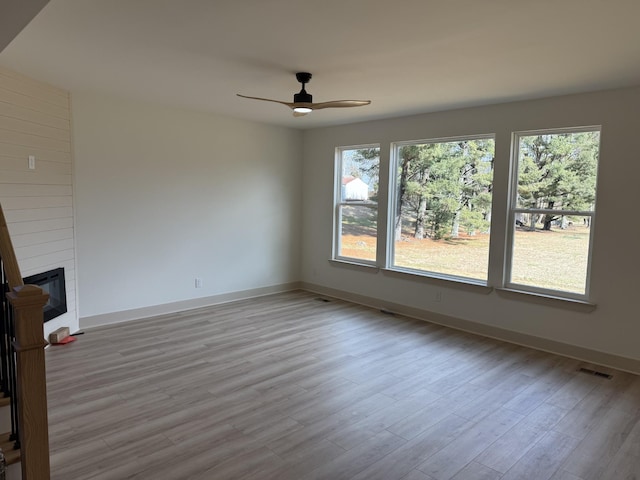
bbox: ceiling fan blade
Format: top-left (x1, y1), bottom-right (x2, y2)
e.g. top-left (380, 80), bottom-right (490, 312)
top-left (238, 73), bottom-right (372, 116)
top-left (237, 94), bottom-right (294, 108)
top-left (311, 100), bottom-right (371, 110)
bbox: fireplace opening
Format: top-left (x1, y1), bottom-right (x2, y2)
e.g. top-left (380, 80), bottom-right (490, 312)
top-left (22, 267), bottom-right (67, 323)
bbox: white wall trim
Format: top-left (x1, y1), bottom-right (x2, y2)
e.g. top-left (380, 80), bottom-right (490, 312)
top-left (301, 282), bottom-right (640, 375)
top-left (81, 280), bottom-right (640, 374)
top-left (80, 282), bottom-right (302, 329)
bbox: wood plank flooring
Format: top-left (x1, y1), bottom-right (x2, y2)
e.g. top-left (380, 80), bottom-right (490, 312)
top-left (44, 291), bottom-right (640, 480)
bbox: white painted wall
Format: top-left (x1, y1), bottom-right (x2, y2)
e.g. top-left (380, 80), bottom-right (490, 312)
top-left (301, 86), bottom-right (640, 364)
top-left (72, 92), bottom-right (302, 319)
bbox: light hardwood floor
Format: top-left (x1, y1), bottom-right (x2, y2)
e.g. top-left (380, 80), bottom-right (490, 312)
top-left (45, 291), bottom-right (640, 480)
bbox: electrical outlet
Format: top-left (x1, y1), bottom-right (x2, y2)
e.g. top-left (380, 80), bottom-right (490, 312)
top-left (195, 278), bottom-right (203, 288)
top-left (28, 155), bottom-right (36, 170)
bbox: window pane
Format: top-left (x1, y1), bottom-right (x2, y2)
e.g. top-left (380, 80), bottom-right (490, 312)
top-left (510, 216), bottom-right (592, 294)
top-left (338, 205), bottom-right (377, 261)
top-left (392, 138), bottom-right (494, 281)
top-left (340, 148), bottom-right (379, 204)
top-left (510, 128), bottom-right (600, 297)
top-left (516, 131), bottom-right (599, 211)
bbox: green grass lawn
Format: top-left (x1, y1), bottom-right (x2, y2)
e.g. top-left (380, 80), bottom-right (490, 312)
top-left (341, 222), bottom-right (591, 294)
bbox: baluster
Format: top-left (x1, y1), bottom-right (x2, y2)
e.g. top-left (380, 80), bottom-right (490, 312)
top-left (0, 268), bottom-right (9, 396)
top-left (0, 264), bottom-right (18, 445)
top-left (6, 305), bottom-right (18, 449)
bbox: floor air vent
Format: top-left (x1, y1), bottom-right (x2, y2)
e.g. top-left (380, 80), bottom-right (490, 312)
top-left (578, 367), bottom-right (613, 379)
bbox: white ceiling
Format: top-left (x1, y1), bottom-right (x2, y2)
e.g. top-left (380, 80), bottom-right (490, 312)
top-left (2, 0), bottom-right (640, 129)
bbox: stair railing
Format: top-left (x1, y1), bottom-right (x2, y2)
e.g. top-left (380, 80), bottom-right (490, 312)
top-left (0, 202), bottom-right (50, 480)
top-left (1, 265), bottom-right (20, 448)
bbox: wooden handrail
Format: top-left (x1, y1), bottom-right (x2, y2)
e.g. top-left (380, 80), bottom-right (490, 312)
top-left (0, 204), bottom-right (23, 290)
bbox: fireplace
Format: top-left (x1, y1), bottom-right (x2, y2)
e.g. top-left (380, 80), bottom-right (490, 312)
top-left (22, 267), bottom-right (67, 323)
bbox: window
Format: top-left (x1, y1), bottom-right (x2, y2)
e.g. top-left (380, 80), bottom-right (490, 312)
top-left (334, 146), bottom-right (380, 264)
top-left (390, 136), bottom-right (495, 282)
top-left (333, 126), bottom-right (600, 303)
top-left (507, 128), bottom-right (600, 298)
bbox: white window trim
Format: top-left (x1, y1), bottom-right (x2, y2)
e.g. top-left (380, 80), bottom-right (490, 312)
top-left (333, 144), bottom-right (380, 266)
top-left (332, 127), bottom-right (600, 305)
top-left (504, 126), bottom-right (601, 301)
top-left (387, 134), bottom-right (495, 283)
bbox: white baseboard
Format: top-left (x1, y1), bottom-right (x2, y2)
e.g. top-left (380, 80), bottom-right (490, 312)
top-left (80, 282), bottom-right (302, 329)
top-left (79, 280), bottom-right (639, 375)
top-left (301, 282), bottom-right (640, 375)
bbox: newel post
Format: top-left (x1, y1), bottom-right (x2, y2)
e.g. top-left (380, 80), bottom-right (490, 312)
top-left (8, 285), bottom-right (50, 480)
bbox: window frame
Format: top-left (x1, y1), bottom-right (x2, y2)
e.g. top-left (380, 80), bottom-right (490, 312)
top-left (332, 126), bottom-right (601, 305)
top-left (333, 144), bottom-right (380, 266)
top-left (504, 126), bottom-right (601, 301)
top-left (387, 134), bottom-right (496, 284)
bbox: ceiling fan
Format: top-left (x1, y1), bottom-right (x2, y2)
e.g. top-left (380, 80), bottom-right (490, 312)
top-left (237, 72), bottom-right (371, 117)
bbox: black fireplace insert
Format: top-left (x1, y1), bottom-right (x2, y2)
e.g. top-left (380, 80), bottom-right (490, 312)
top-left (22, 267), bottom-right (67, 323)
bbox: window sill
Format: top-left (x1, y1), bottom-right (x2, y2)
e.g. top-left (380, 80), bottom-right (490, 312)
top-left (329, 259), bottom-right (380, 272)
top-left (327, 261), bottom-right (596, 311)
top-left (381, 268), bottom-right (493, 294)
top-left (495, 287), bottom-right (597, 311)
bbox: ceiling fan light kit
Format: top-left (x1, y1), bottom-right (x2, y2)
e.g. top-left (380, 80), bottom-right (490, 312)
top-left (237, 72), bottom-right (370, 117)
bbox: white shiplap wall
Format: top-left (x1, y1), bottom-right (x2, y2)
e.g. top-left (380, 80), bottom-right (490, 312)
top-left (0, 66), bottom-right (78, 337)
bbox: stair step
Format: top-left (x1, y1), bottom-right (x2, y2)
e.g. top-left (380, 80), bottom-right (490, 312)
top-left (0, 432), bottom-right (20, 465)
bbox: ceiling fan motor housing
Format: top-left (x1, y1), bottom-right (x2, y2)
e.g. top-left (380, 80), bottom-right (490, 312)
top-left (294, 90), bottom-right (312, 103)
